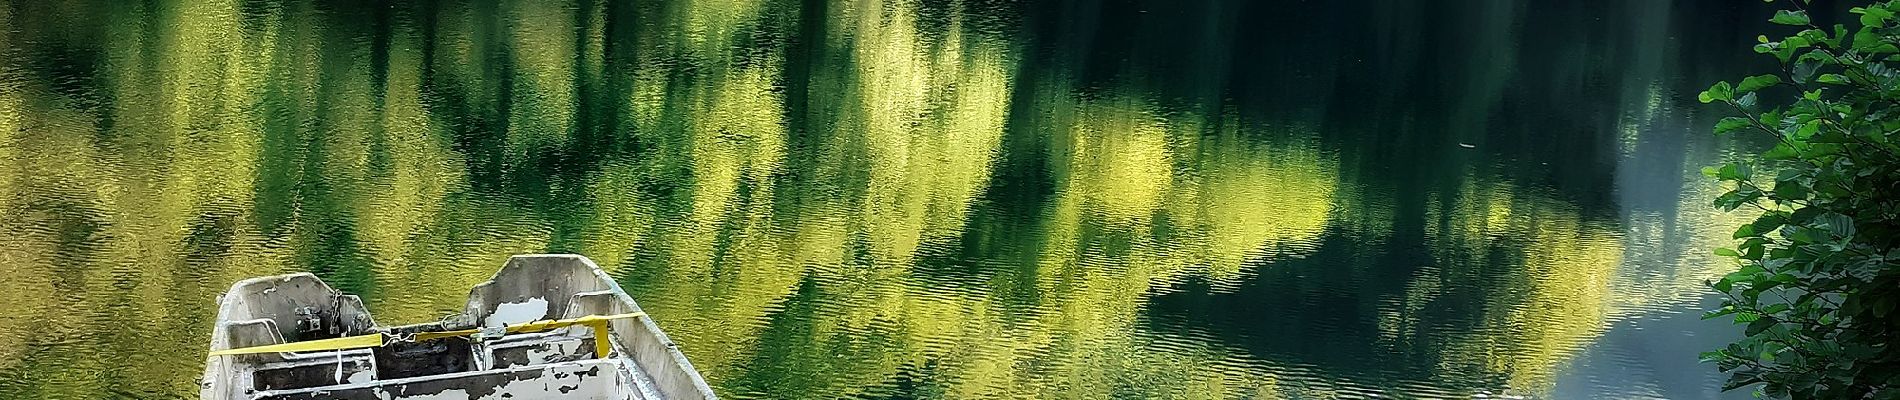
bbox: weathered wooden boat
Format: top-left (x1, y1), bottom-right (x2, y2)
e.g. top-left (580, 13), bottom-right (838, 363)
top-left (200, 254), bottom-right (717, 400)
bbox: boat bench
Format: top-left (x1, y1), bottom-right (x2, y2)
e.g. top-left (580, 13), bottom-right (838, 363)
top-left (254, 358), bottom-right (639, 400)
top-left (229, 289), bottom-right (627, 393)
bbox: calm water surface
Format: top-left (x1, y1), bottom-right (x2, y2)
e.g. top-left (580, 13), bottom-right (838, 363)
top-left (0, 0), bottom-right (1779, 398)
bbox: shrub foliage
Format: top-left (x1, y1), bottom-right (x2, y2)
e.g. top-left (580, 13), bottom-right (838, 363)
top-left (1699, 1), bottom-right (1900, 398)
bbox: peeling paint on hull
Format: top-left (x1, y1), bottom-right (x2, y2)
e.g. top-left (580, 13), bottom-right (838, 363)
top-left (485, 298), bottom-right (550, 328)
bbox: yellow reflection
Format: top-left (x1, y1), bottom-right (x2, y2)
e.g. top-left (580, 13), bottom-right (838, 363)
top-left (0, 78), bottom-right (57, 373)
top-left (816, 78), bottom-right (1345, 398)
top-left (624, 0), bottom-right (1026, 394)
top-left (580, 160), bottom-right (651, 270)
top-left (504, 0), bottom-right (577, 154)
top-left (0, 2), bottom-right (17, 211)
top-left (371, 196), bottom-right (554, 323)
top-left (1058, 97), bottom-right (1173, 224)
top-left (640, 64), bottom-right (793, 362)
top-left (677, 0), bottom-right (769, 58)
top-left (1170, 120), bottom-right (1337, 283)
top-left (359, 17), bottom-right (483, 324)
top-left (1417, 176), bottom-right (1622, 394)
top-left (360, 17), bottom-right (464, 261)
top-left (425, 1), bottom-right (495, 128)
top-left (687, 65), bottom-right (786, 227)
top-left (846, 0), bottom-right (1015, 263)
top-left (0, 1), bottom-right (299, 395)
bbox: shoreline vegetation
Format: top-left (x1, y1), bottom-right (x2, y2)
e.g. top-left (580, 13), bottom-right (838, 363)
top-left (1699, 0), bottom-right (1900, 398)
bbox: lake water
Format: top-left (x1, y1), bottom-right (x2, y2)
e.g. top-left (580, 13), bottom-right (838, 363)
top-left (0, 0), bottom-right (1780, 398)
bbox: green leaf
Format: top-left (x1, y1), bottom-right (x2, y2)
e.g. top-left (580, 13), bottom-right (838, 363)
top-left (1738, 74), bottom-right (1783, 93)
top-left (1716, 117), bottom-right (1752, 135)
top-left (1743, 243), bottom-right (1765, 260)
top-left (1785, 225), bottom-right (1826, 244)
top-left (1716, 162), bottom-right (1752, 180)
top-left (1796, 29), bottom-right (1830, 47)
top-left (1793, 59), bottom-right (1821, 83)
top-left (1704, 306), bottom-right (1738, 320)
top-left (1716, 248), bottom-right (1742, 257)
top-left (1770, 273), bottom-right (1797, 284)
top-left (1765, 142), bottom-right (1802, 159)
top-left (1704, 81), bottom-right (1735, 103)
top-left (1724, 373), bottom-right (1764, 391)
top-left (1773, 10), bottom-right (1811, 25)
top-left (1752, 213), bottom-right (1787, 236)
top-left (1716, 189), bottom-right (1763, 211)
top-left (1774, 180), bottom-right (1810, 200)
top-left (1784, 35), bottom-right (1812, 50)
top-left (1862, 6), bottom-right (1895, 27)
top-left (1747, 317), bottom-right (1779, 336)
top-left (1816, 212), bottom-right (1855, 239)
top-left (1754, 42), bottom-right (1776, 56)
top-left (1817, 73), bottom-right (1850, 84)
top-left (1710, 81), bottom-right (1740, 102)
top-left (1854, 29), bottom-right (1884, 52)
top-left (1793, 120), bottom-right (1821, 141)
top-left (1732, 237), bottom-right (1765, 261)
top-left (1765, 382), bottom-right (1790, 397)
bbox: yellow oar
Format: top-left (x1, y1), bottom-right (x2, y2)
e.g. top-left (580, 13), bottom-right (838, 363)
top-left (208, 313), bottom-right (647, 359)
top-left (208, 333), bottom-right (385, 356)
top-left (408, 312), bottom-right (647, 357)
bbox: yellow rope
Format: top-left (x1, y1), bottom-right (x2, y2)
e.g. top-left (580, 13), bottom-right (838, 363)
top-left (209, 312), bottom-right (647, 358)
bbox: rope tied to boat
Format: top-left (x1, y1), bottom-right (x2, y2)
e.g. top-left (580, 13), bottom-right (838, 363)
top-left (208, 312), bottom-right (647, 359)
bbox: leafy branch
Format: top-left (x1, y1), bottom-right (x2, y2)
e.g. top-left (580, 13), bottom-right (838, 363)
top-left (1699, 1), bottom-right (1900, 399)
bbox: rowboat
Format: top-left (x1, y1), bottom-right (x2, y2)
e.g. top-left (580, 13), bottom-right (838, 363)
top-left (199, 254), bottom-right (717, 400)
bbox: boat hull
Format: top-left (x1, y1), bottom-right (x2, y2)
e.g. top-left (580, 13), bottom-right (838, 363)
top-left (200, 254), bottom-right (717, 400)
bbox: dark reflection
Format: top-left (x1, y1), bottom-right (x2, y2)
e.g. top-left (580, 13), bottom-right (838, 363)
top-left (0, 0), bottom-right (1782, 398)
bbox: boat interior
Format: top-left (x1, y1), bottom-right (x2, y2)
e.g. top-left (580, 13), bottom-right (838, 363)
top-left (205, 256), bottom-right (673, 399)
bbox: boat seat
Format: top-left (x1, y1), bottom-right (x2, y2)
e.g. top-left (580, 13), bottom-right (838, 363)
top-left (374, 322), bottom-right (478, 380)
top-left (250, 349), bottom-right (376, 392)
top-left (220, 318), bottom-right (380, 391)
top-left (464, 256), bottom-right (615, 328)
top-left (253, 358), bottom-right (635, 400)
top-left (221, 319), bottom-right (290, 363)
top-left (476, 290), bottom-right (624, 369)
top-left (484, 330), bottom-right (597, 368)
top-left (226, 274), bottom-right (377, 342)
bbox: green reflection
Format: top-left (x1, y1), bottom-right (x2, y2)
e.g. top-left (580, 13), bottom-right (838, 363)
top-left (0, 0), bottom-right (1764, 399)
